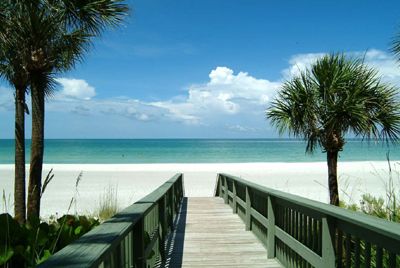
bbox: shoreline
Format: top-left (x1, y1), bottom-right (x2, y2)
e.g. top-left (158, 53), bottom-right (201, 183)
top-left (1, 161), bottom-right (397, 217)
top-left (0, 160), bottom-right (396, 169)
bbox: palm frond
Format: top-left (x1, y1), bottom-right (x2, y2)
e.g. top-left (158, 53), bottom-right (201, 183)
top-left (390, 29), bottom-right (400, 63)
top-left (48, 0), bottom-right (129, 35)
top-left (267, 53), bottom-right (400, 153)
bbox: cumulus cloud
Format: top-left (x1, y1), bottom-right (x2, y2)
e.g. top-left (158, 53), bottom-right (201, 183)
top-left (149, 66), bottom-right (281, 125)
top-left (3, 49), bottom-right (399, 136)
top-left (358, 49), bottom-right (400, 83)
top-left (148, 50), bottom-right (400, 126)
top-left (56, 78), bottom-right (96, 100)
top-left (45, 67), bottom-right (280, 126)
top-left (282, 52), bottom-right (325, 78)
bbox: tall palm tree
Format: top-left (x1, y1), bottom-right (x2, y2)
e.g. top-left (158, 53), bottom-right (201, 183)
top-left (267, 54), bottom-right (400, 206)
top-left (20, 0), bottom-right (128, 219)
top-left (0, 1), bottom-right (30, 224)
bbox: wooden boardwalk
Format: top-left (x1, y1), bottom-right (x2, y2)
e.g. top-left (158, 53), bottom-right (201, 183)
top-left (163, 197), bottom-right (282, 268)
top-left (40, 174), bottom-right (400, 268)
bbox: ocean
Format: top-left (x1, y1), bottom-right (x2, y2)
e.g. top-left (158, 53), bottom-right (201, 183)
top-left (0, 139), bottom-right (398, 164)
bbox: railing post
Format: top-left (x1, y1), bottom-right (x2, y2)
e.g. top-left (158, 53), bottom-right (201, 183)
top-left (159, 196), bottom-right (168, 262)
top-left (181, 173), bottom-right (185, 198)
top-left (232, 181), bottom-right (237, 213)
top-left (223, 176), bottom-right (228, 204)
top-left (218, 174), bottom-right (223, 197)
top-left (171, 184), bottom-right (175, 217)
top-left (245, 186), bottom-right (251, 230)
top-left (267, 195), bottom-right (276, 258)
top-left (133, 219), bottom-right (145, 268)
top-left (321, 216), bottom-right (335, 268)
top-left (125, 231), bottom-right (133, 268)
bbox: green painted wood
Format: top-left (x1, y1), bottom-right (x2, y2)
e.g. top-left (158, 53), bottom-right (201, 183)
top-left (216, 173), bottom-right (400, 267)
top-left (312, 218), bottom-right (318, 253)
top-left (170, 185), bottom-right (175, 220)
top-left (133, 219), bottom-right (145, 268)
top-left (124, 231), bottom-right (133, 268)
top-left (345, 233), bottom-right (351, 268)
top-left (336, 219), bottom-right (400, 254)
top-left (232, 180), bottom-right (237, 214)
top-left (220, 174), bottom-right (400, 267)
top-left (275, 226), bottom-right (322, 267)
top-left (159, 195), bottom-right (168, 262)
top-left (321, 217), bottom-right (335, 268)
top-left (236, 196), bottom-right (246, 209)
top-left (39, 173), bottom-right (184, 268)
top-left (219, 173), bottom-right (400, 245)
top-left (223, 176), bottom-right (229, 204)
top-left (307, 216), bottom-right (312, 250)
top-left (376, 246), bottom-right (383, 268)
top-left (267, 196), bottom-right (276, 259)
top-left (245, 186), bottom-right (251, 231)
top-left (217, 175), bottom-right (223, 197)
top-left (365, 242), bottom-right (371, 268)
top-left (251, 207), bottom-right (269, 229)
top-left (39, 202), bottom-right (152, 268)
top-left (143, 226), bottom-right (159, 260)
top-left (354, 237), bottom-right (360, 268)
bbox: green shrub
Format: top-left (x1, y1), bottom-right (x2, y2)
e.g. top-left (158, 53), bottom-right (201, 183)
top-left (0, 213), bottom-right (99, 267)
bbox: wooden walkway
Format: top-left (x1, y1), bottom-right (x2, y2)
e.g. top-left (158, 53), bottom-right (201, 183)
top-left (163, 197), bottom-right (282, 268)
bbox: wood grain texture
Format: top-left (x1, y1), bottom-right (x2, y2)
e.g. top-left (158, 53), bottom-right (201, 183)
top-left (163, 197), bottom-right (282, 268)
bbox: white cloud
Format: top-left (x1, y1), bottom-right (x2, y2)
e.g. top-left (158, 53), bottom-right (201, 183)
top-left (360, 49), bottom-right (400, 83)
top-left (3, 49), bottom-right (399, 137)
top-left (48, 97), bottom-right (168, 123)
top-left (282, 49), bottom-right (400, 84)
top-left (226, 124), bottom-right (257, 132)
top-left (56, 78), bottom-right (96, 100)
top-left (148, 66), bottom-right (281, 125)
top-left (45, 67), bottom-right (280, 126)
top-left (282, 52), bottom-right (325, 78)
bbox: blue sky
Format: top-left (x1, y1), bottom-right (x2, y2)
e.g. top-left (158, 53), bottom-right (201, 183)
top-left (1, 0), bottom-right (400, 138)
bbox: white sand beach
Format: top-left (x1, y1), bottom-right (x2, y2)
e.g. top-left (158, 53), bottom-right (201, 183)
top-left (1, 161), bottom-right (398, 217)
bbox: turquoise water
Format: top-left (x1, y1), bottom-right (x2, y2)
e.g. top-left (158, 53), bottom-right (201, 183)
top-left (0, 139), bottom-right (398, 164)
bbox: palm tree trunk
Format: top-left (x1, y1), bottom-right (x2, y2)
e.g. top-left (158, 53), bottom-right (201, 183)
top-left (27, 85), bottom-right (44, 219)
top-left (327, 151), bottom-right (339, 206)
top-left (14, 86), bottom-right (26, 223)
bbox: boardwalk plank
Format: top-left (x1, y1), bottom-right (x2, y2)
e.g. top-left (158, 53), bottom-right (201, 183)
top-left (162, 197), bottom-right (282, 268)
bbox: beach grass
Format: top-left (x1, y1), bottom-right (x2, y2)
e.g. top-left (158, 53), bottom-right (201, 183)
top-left (94, 184), bottom-right (120, 221)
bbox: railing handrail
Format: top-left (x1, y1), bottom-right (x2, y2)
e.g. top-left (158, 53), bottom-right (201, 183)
top-left (215, 173), bottom-right (400, 267)
top-left (40, 173), bottom-right (184, 268)
top-left (218, 173), bottom-right (400, 241)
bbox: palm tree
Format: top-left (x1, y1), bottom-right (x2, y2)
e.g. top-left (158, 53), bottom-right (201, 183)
top-left (267, 54), bottom-right (400, 206)
top-left (1, 0), bottom-right (128, 219)
top-left (0, 1), bottom-right (30, 224)
top-left (20, 0), bottom-right (128, 219)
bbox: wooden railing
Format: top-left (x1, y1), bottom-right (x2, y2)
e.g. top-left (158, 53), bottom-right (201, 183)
top-left (40, 173), bottom-right (184, 268)
top-left (215, 173), bottom-right (400, 268)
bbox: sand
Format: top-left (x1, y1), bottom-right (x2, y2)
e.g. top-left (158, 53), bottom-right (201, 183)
top-left (1, 161), bottom-right (398, 217)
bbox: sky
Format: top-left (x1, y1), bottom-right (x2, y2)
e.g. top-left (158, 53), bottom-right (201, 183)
top-left (1, 0), bottom-right (400, 138)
